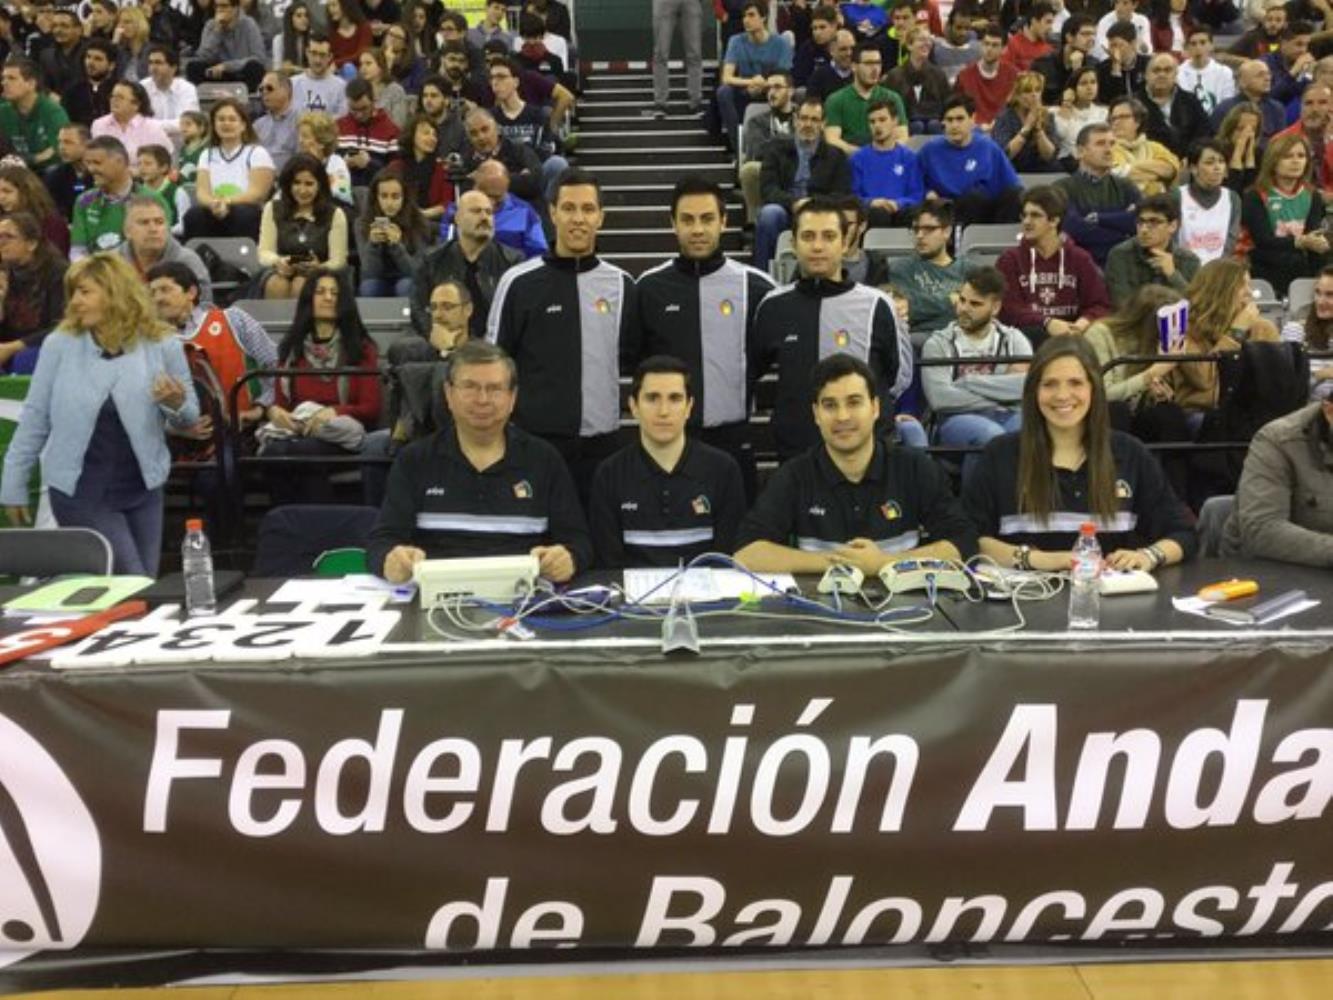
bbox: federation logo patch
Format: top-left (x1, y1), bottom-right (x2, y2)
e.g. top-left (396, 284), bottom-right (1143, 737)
top-left (719, 299), bottom-right (734, 316)
top-left (206, 320), bottom-right (223, 338)
top-left (513, 480), bottom-right (533, 499)
top-left (834, 329), bottom-right (850, 348)
top-left (595, 298), bottom-right (611, 314)
top-left (691, 494), bottom-right (711, 515)
top-left (881, 500), bottom-right (902, 521)
top-left (1115, 478), bottom-right (1133, 499)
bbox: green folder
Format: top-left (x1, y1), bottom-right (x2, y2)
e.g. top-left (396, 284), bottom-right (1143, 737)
top-left (4, 576), bottom-right (154, 614)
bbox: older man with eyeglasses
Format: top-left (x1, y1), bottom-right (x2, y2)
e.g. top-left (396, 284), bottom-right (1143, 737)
top-left (254, 72), bottom-right (300, 172)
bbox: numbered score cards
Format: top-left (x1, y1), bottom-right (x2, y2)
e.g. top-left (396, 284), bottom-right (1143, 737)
top-left (46, 599), bottom-right (402, 669)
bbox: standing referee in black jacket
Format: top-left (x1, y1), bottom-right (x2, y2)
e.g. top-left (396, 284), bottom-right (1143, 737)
top-left (486, 167), bottom-right (641, 495)
top-left (637, 176), bottom-right (775, 501)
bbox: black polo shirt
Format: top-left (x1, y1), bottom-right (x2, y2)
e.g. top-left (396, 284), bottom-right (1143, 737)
top-left (963, 431), bottom-right (1198, 557)
top-left (588, 438), bottom-right (747, 568)
top-left (366, 423), bottom-right (593, 577)
top-left (735, 437), bottom-right (978, 558)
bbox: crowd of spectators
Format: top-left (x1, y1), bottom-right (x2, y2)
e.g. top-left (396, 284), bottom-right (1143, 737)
top-left (1, 0), bottom-right (1332, 576)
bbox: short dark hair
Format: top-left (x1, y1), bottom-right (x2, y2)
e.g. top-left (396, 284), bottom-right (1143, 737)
top-left (488, 56), bottom-right (522, 78)
top-left (853, 40), bottom-right (881, 62)
top-left (963, 266), bottom-right (1006, 299)
top-left (1286, 20), bottom-right (1315, 37)
top-left (798, 93), bottom-right (825, 115)
top-left (1185, 25), bottom-right (1213, 41)
top-left (306, 31), bottom-right (332, 47)
top-left (812, 4), bottom-right (839, 24)
top-left (866, 98), bottom-right (898, 119)
top-left (441, 39), bottom-right (469, 58)
top-left (793, 194), bottom-right (849, 237)
top-left (1109, 95), bottom-right (1146, 125)
top-left (345, 77), bottom-right (373, 103)
top-left (553, 166), bottom-right (602, 206)
top-left (670, 175), bottom-right (726, 218)
top-left (1107, 20), bottom-right (1138, 44)
top-left (113, 79), bottom-right (152, 116)
top-left (1022, 184), bottom-right (1067, 223)
top-left (146, 260), bottom-right (201, 298)
top-left (810, 353), bottom-right (877, 403)
top-left (1029, 1), bottom-right (1056, 19)
top-left (1137, 192), bottom-right (1179, 222)
top-left (85, 135), bottom-right (128, 161)
top-left (631, 355), bottom-right (693, 399)
top-left (1187, 137), bottom-right (1227, 164)
top-left (439, 9), bottom-right (468, 32)
top-left (944, 93), bottom-right (974, 116)
top-left (1061, 14), bottom-right (1093, 40)
top-left (1077, 121), bottom-right (1113, 146)
top-left (518, 11), bottom-right (545, 36)
top-left (741, 0), bottom-right (769, 18)
top-left (83, 37), bottom-right (117, 61)
top-left (980, 21), bottom-right (1005, 41)
top-left (146, 42), bottom-right (178, 67)
top-left (834, 193), bottom-right (867, 230)
top-left (137, 143), bottom-right (172, 168)
top-left (912, 200), bottom-right (953, 229)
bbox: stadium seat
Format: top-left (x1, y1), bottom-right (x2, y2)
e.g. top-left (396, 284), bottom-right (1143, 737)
top-left (1016, 173), bottom-right (1058, 191)
top-left (0, 527), bottom-right (114, 577)
top-left (863, 227), bottom-right (914, 260)
top-left (196, 82), bottom-right (251, 107)
top-left (737, 102), bottom-right (766, 169)
top-left (1250, 277), bottom-right (1283, 327)
top-left (960, 223), bottom-right (1021, 258)
top-left (773, 229), bottom-right (797, 283)
top-left (250, 505), bottom-right (380, 577)
top-left (1287, 277), bottom-right (1315, 324)
top-left (358, 298), bottom-right (415, 353)
top-left (904, 135), bottom-right (930, 152)
top-left (230, 298), bottom-right (296, 340)
top-left (1196, 494), bottom-right (1235, 558)
top-left (187, 236), bottom-right (260, 300)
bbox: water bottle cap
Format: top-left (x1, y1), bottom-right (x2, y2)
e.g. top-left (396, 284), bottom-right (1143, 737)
top-left (186, 518), bottom-right (203, 532)
top-left (1080, 522), bottom-right (1096, 535)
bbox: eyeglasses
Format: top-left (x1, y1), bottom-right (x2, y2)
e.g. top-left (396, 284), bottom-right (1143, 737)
top-left (1137, 217), bottom-right (1170, 228)
top-left (451, 380), bottom-right (511, 397)
top-left (430, 300), bottom-right (464, 311)
top-left (1108, 112), bottom-right (1134, 122)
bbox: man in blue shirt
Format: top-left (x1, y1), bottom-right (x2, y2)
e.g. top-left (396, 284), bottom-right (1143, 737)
top-left (717, 0), bottom-right (793, 152)
top-left (439, 158), bottom-right (548, 259)
top-left (918, 94), bottom-right (1022, 225)
top-left (850, 99), bottom-right (924, 227)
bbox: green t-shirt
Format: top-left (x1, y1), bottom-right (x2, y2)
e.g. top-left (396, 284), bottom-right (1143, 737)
top-left (70, 184), bottom-right (169, 255)
top-left (0, 94), bottom-right (70, 169)
top-left (178, 142), bottom-right (206, 184)
top-left (824, 84), bottom-right (907, 149)
top-left (1263, 185), bottom-right (1314, 240)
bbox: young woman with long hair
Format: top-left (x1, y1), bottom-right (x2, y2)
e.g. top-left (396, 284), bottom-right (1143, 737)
top-left (0, 253), bottom-right (199, 574)
top-left (1169, 258), bottom-right (1280, 426)
top-left (381, 22), bottom-right (427, 93)
top-left (0, 211), bottom-right (69, 372)
top-left (0, 164), bottom-right (70, 255)
top-left (356, 46), bottom-right (409, 127)
top-left (113, 3), bottom-right (153, 81)
top-left (1053, 66), bottom-right (1106, 166)
top-left (1282, 264), bottom-right (1333, 387)
top-left (274, 0), bottom-right (313, 76)
top-left (963, 336), bottom-right (1195, 573)
top-left (326, 0), bottom-right (373, 70)
top-left (990, 71), bottom-right (1060, 173)
top-left (355, 168), bottom-right (430, 296)
top-left (262, 269), bottom-right (381, 503)
top-left (397, 112), bottom-right (453, 221)
top-left (258, 153), bottom-right (349, 300)
top-left (1216, 101), bottom-right (1262, 194)
top-left (1240, 132), bottom-right (1331, 297)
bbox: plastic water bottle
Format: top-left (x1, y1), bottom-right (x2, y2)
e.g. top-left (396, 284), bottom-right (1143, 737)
top-left (1068, 522), bottom-right (1102, 629)
top-left (182, 518), bottom-right (217, 617)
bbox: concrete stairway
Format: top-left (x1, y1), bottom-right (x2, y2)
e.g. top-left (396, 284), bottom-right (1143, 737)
top-left (573, 65), bottom-right (748, 276)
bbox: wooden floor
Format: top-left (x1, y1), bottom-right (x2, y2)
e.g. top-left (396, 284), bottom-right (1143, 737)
top-left (22, 958), bottom-right (1333, 999)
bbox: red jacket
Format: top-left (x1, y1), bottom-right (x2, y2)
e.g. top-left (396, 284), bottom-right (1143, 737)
top-left (996, 235), bottom-right (1112, 329)
top-left (1001, 32), bottom-right (1053, 73)
top-left (274, 341), bottom-right (382, 427)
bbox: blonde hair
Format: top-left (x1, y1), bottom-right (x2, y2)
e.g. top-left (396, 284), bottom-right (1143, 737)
top-left (117, 4), bottom-right (149, 39)
top-left (298, 111), bottom-right (339, 156)
top-left (1184, 258), bottom-right (1250, 348)
top-left (1008, 71), bottom-right (1045, 111)
top-left (60, 253), bottom-right (172, 351)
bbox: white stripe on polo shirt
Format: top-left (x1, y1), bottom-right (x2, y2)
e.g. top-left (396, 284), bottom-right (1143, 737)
top-left (623, 527), bottom-right (715, 547)
top-left (796, 531), bottom-right (921, 553)
top-left (416, 513), bottom-right (550, 534)
top-left (999, 512), bottom-right (1138, 535)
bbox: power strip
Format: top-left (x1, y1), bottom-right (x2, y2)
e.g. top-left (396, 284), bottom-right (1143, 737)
top-left (817, 564), bottom-right (865, 595)
top-left (414, 554), bottom-right (540, 606)
top-left (879, 559), bottom-right (971, 595)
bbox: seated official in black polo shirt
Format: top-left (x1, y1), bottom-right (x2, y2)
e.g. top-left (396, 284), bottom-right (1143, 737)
top-left (963, 337), bottom-right (1196, 573)
top-left (588, 355), bottom-right (746, 568)
top-left (368, 340), bottom-right (593, 584)
top-left (734, 354), bottom-right (977, 575)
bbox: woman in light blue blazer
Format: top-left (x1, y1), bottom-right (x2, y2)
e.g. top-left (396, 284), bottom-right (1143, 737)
top-left (1, 253), bottom-right (200, 575)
